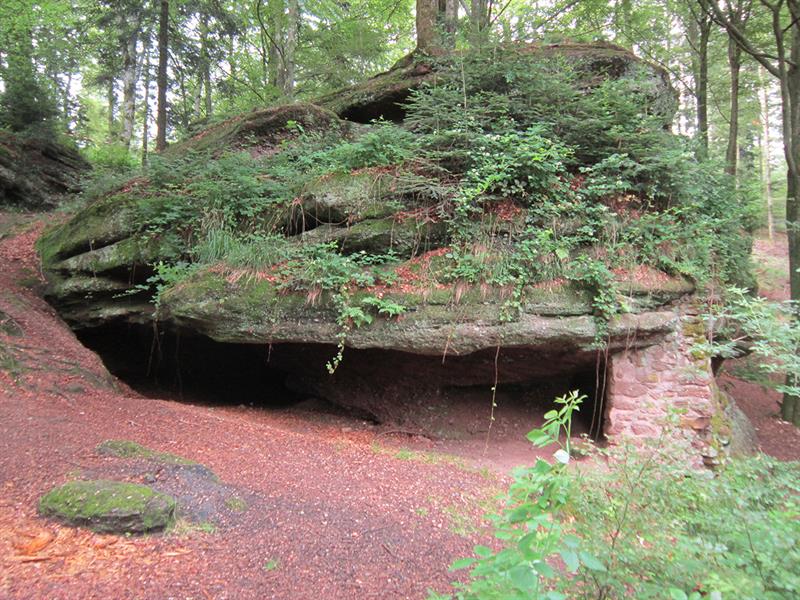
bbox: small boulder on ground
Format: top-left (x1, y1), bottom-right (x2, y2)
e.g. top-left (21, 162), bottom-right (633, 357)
top-left (39, 479), bottom-right (176, 534)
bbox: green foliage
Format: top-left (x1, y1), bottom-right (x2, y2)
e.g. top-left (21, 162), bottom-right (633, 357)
top-left (562, 449), bottom-right (800, 600)
top-left (445, 391), bottom-right (594, 600)
top-left (441, 401), bottom-right (800, 600)
top-left (401, 49), bottom-right (754, 322)
top-left (83, 142), bottom-right (139, 174)
top-left (699, 288), bottom-right (800, 398)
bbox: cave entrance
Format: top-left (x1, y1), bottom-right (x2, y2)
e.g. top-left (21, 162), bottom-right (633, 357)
top-left (338, 90), bottom-right (410, 124)
top-left (75, 322), bottom-right (608, 440)
top-left (76, 322), bottom-right (300, 409)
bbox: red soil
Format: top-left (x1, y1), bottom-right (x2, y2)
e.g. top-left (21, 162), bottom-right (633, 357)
top-left (0, 214), bottom-right (498, 599)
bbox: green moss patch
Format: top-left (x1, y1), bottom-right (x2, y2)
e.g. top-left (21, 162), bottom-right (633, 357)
top-left (39, 480), bottom-right (176, 534)
top-left (97, 439), bottom-right (197, 466)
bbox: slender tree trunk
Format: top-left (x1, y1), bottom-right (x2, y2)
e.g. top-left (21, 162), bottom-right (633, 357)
top-left (192, 77), bottom-right (202, 119)
top-left (283, 0), bottom-right (298, 96)
top-left (726, 39), bottom-right (741, 176)
top-left (156, 0), bottom-right (169, 152)
top-left (697, 16), bottom-right (711, 158)
top-left (759, 66), bottom-right (774, 240)
top-left (142, 38), bottom-right (151, 165)
top-left (63, 71), bottom-right (72, 131)
top-left (228, 32), bottom-right (238, 99)
top-left (107, 78), bottom-right (116, 142)
top-left (121, 28), bottom-right (140, 151)
top-left (179, 68), bottom-right (190, 130)
top-left (438, 0), bottom-right (458, 48)
top-left (268, 0), bottom-right (284, 89)
top-left (200, 14), bottom-right (212, 117)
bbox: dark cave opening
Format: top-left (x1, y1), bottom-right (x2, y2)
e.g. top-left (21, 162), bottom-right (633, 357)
top-left (75, 321), bottom-right (607, 438)
top-left (76, 322), bottom-right (300, 408)
top-left (339, 90), bottom-right (411, 124)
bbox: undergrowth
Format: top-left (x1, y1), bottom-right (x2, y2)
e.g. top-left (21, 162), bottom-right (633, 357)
top-left (433, 392), bottom-right (800, 600)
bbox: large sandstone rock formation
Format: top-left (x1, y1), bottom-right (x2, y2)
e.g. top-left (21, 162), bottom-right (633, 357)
top-left (37, 43), bottom-right (735, 459)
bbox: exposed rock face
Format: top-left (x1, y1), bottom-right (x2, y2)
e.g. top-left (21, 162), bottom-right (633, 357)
top-left (318, 41), bottom-right (677, 125)
top-left (36, 42), bottom-right (733, 458)
top-left (39, 480), bottom-right (176, 534)
top-left (0, 132), bottom-right (89, 209)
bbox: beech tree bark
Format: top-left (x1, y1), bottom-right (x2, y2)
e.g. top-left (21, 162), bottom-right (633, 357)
top-left (416, 0), bottom-right (439, 53)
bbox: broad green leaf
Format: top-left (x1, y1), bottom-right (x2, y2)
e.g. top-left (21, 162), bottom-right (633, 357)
top-left (509, 564), bottom-right (538, 590)
top-left (560, 549), bottom-right (579, 573)
top-left (449, 558), bottom-right (475, 571)
top-left (532, 560), bottom-right (555, 578)
top-left (579, 551), bottom-right (606, 572)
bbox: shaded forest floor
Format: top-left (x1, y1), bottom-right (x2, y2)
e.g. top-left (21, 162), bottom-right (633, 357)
top-left (1, 213), bottom-right (798, 599)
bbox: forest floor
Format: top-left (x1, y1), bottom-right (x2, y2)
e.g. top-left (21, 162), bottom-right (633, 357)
top-left (1, 213), bottom-right (798, 599)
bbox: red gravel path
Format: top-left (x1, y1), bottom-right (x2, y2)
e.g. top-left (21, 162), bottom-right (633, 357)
top-left (0, 214), bottom-right (499, 599)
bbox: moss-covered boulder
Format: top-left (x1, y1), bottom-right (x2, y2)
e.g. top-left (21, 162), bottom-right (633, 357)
top-left (317, 41), bottom-right (676, 125)
top-left (0, 132), bottom-right (89, 209)
top-left (39, 480), bottom-right (176, 534)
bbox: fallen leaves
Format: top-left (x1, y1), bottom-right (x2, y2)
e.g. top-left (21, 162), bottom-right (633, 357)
top-left (11, 529), bottom-right (53, 555)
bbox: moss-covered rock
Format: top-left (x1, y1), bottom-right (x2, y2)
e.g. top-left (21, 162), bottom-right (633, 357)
top-left (296, 171), bottom-right (400, 225)
top-left (166, 103), bottom-right (347, 157)
top-left (39, 480), bottom-right (176, 534)
top-left (38, 42), bottom-right (700, 362)
top-left (317, 42), bottom-right (676, 125)
top-left (0, 132), bottom-right (89, 210)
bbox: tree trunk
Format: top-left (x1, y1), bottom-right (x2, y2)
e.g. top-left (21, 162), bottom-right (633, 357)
top-left (193, 77), bottom-right (202, 119)
top-left (142, 38), bottom-right (151, 165)
top-left (268, 0), bottom-right (284, 90)
top-left (63, 71), bottom-right (72, 131)
top-left (200, 13), bottom-right (212, 117)
top-left (438, 0), bottom-right (458, 48)
top-left (156, 0), bottom-right (169, 152)
top-left (107, 78), bottom-right (116, 142)
top-left (780, 23), bottom-right (800, 425)
top-left (697, 15), bottom-right (711, 158)
top-left (283, 0), bottom-right (298, 96)
top-left (725, 38), bottom-right (741, 176)
top-left (759, 66), bottom-right (774, 240)
top-left (120, 28), bottom-right (139, 151)
top-left (416, 0), bottom-right (439, 53)
top-left (470, 0), bottom-right (489, 46)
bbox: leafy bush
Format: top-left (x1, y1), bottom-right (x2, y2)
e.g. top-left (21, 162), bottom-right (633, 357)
top-left (83, 142), bottom-right (139, 174)
top-left (700, 288), bottom-right (800, 399)
top-left (442, 391), bottom-right (602, 600)
top-left (440, 400), bottom-right (800, 600)
top-left (563, 449), bottom-right (800, 599)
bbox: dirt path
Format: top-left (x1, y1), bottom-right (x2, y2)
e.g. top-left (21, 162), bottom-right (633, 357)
top-left (717, 231), bottom-right (800, 460)
top-left (0, 213), bottom-right (502, 598)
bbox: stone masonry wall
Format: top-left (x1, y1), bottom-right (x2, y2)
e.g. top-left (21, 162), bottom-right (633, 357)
top-left (605, 306), bottom-right (718, 462)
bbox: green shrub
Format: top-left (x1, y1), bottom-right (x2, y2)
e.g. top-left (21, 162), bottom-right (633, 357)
top-left (441, 401), bottom-right (800, 600)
